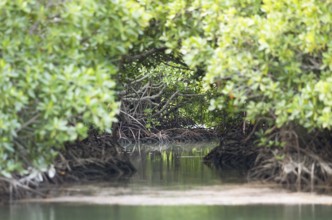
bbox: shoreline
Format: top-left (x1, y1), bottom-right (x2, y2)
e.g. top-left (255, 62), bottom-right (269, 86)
top-left (17, 184), bottom-right (332, 206)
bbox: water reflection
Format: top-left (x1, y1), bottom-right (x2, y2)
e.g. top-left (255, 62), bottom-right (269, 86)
top-left (127, 142), bottom-right (245, 189)
top-left (1, 203), bottom-right (331, 220)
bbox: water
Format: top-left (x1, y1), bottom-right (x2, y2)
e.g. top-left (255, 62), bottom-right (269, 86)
top-left (1, 203), bottom-right (332, 220)
top-left (1, 142), bottom-right (332, 220)
top-left (126, 142), bottom-right (245, 189)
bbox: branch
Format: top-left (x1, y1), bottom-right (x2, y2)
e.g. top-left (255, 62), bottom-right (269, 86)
top-left (129, 74), bottom-right (150, 85)
top-left (121, 85), bottom-right (166, 101)
top-left (161, 60), bottom-right (191, 71)
top-left (122, 47), bottom-right (167, 63)
top-left (16, 113), bottom-right (40, 133)
top-left (178, 93), bottom-right (206, 97)
top-left (119, 110), bottom-right (146, 128)
top-left (153, 90), bottom-right (180, 117)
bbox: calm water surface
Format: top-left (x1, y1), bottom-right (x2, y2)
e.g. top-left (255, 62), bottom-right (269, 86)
top-left (127, 142), bottom-right (245, 189)
top-left (1, 142), bottom-right (332, 220)
top-left (1, 203), bottom-right (331, 220)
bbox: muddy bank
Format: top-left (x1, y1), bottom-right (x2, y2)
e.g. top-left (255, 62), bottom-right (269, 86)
top-left (20, 183), bottom-right (332, 205)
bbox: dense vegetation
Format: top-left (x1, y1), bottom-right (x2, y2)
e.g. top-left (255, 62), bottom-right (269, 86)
top-left (1, 0), bottom-right (332, 193)
top-left (0, 0), bottom-right (149, 185)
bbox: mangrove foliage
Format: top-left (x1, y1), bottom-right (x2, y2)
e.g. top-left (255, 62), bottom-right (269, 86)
top-left (1, 0), bottom-right (332, 195)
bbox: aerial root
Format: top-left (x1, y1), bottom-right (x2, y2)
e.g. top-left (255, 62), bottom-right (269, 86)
top-left (118, 126), bottom-right (216, 145)
top-left (58, 131), bottom-right (136, 182)
top-left (249, 128), bottom-right (332, 191)
top-left (203, 130), bottom-right (257, 170)
top-left (249, 147), bottom-right (332, 191)
top-left (204, 124), bottom-right (332, 192)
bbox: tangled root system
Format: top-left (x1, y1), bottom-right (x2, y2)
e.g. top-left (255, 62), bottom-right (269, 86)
top-left (249, 128), bottom-right (332, 192)
top-left (203, 130), bottom-right (257, 170)
top-left (204, 123), bottom-right (332, 192)
top-left (118, 127), bottom-right (216, 145)
top-left (57, 130), bottom-right (136, 182)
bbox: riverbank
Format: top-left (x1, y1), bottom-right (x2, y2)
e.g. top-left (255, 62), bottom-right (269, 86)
top-left (19, 183), bottom-right (332, 205)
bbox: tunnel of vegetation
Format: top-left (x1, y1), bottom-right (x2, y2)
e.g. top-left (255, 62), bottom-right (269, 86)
top-left (1, 0), bottom-right (332, 199)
